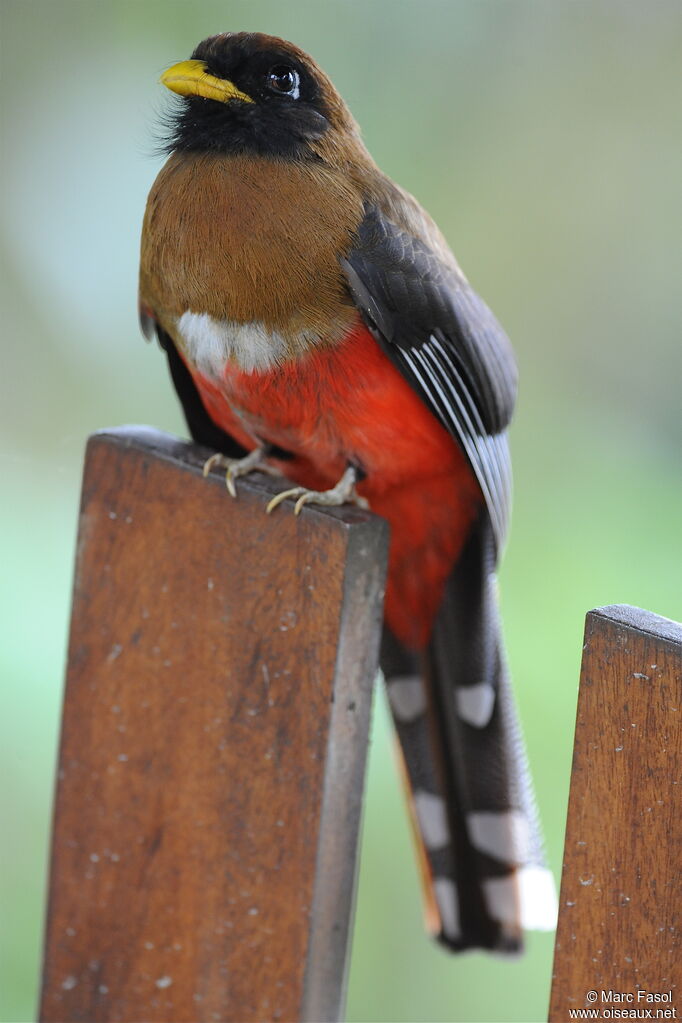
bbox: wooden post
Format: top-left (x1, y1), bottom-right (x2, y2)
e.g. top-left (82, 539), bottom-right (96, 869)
top-left (39, 427), bottom-right (388, 1023)
top-left (549, 605), bottom-right (682, 1020)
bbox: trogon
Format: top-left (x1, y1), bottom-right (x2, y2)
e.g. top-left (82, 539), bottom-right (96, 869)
top-left (139, 31), bottom-right (557, 953)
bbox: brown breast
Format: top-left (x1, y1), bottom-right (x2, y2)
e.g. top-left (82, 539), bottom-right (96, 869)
top-left (139, 151), bottom-right (364, 349)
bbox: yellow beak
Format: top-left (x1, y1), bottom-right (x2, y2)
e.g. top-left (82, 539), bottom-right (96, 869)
top-left (160, 60), bottom-right (254, 104)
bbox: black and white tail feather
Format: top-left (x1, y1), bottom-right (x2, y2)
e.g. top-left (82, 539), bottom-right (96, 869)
top-left (342, 198), bottom-right (557, 952)
top-left (382, 515), bottom-right (555, 952)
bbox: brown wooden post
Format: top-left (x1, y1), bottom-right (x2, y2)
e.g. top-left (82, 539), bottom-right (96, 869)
top-left (39, 427), bottom-right (388, 1023)
top-left (549, 605), bottom-right (682, 1021)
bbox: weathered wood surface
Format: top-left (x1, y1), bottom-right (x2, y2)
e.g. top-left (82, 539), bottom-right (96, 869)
top-left (549, 605), bottom-right (681, 1020)
top-left (40, 427), bottom-right (388, 1023)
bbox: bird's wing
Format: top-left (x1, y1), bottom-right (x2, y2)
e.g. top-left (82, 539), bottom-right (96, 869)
top-left (344, 202), bottom-right (556, 953)
top-left (341, 201), bottom-right (516, 553)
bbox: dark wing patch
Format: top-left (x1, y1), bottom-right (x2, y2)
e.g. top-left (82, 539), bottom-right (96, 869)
top-left (341, 203), bottom-right (517, 551)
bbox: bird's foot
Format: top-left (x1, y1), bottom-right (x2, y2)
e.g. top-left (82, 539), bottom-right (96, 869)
top-left (266, 465), bottom-right (369, 516)
top-left (202, 446), bottom-right (282, 498)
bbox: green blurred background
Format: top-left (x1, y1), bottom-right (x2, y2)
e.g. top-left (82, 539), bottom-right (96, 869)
top-left (2, 2), bottom-right (681, 1020)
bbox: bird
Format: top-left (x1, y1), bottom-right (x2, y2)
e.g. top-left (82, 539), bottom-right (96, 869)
top-left (139, 31), bottom-right (557, 953)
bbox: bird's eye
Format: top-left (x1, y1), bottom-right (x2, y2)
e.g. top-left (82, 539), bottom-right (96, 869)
top-left (266, 65), bottom-right (300, 99)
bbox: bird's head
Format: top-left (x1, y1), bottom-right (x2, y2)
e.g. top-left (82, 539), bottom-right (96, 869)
top-left (160, 32), bottom-right (361, 162)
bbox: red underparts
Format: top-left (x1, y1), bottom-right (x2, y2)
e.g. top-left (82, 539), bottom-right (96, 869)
top-left (190, 321), bottom-right (481, 651)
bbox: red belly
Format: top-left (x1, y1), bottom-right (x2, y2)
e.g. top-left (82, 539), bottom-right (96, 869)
top-left (190, 321), bottom-right (481, 650)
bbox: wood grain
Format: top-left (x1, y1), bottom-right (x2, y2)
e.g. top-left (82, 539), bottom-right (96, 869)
top-left (549, 605), bottom-right (681, 1020)
top-left (39, 427), bottom-right (388, 1023)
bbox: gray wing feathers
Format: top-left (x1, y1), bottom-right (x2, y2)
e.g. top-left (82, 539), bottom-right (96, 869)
top-left (341, 203), bottom-right (517, 552)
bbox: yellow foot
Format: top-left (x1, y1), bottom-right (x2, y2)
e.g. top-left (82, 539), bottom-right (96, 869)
top-left (266, 465), bottom-right (369, 516)
top-left (202, 446), bottom-right (281, 498)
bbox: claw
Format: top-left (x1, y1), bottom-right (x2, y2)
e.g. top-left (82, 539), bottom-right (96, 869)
top-left (266, 465), bottom-right (369, 516)
top-left (294, 492), bottom-right (317, 515)
top-left (266, 486), bottom-right (307, 515)
top-left (202, 452), bottom-right (226, 478)
top-left (202, 446), bottom-right (281, 498)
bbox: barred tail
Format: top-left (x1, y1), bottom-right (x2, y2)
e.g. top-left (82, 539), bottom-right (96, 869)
top-left (381, 512), bottom-right (557, 952)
